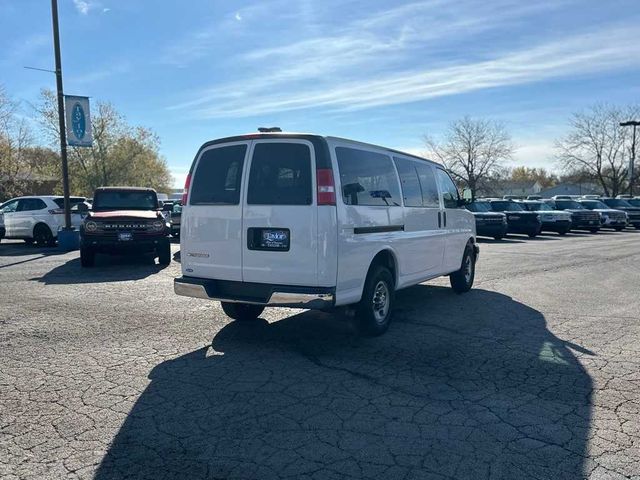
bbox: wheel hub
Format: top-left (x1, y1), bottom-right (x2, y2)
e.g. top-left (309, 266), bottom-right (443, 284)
top-left (372, 281), bottom-right (390, 322)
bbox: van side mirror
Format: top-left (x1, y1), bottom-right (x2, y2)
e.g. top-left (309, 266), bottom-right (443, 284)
top-left (458, 188), bottom-right (473, 206)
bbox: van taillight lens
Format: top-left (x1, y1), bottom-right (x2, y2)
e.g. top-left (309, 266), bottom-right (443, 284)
top-left (317, 168), bottom-right (336, 205)
top-left (181, 173), bottom-right (191, 205)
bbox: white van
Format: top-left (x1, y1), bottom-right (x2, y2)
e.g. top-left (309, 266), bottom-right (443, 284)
top-left (175, 132), bottom-right (478, 335)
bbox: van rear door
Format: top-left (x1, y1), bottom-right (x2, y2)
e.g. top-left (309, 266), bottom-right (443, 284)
top-left (242, 140), bottom-right (318, 286)
top-left (182, 142), bottom-right (249, 281)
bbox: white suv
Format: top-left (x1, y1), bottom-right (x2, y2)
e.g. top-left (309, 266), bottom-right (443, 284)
top-left (0, 196), bottom-right (86, 246)
top-left (175, 132), bottom-right (478, 335)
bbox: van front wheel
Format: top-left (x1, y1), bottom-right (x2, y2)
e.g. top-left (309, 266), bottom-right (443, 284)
top-left (450, 246), bottom-right (475, 293)
top-left (221, 302), bottom-right (264, 321)
top-left (357, 265), bottom-right (394, 336)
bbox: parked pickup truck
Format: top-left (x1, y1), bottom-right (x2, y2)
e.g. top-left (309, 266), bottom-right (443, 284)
top-left (519, 201), bottom-right (572, 235)
top-left (485, 200), bottom-right (542, 238)
top-left (80, 187), bottom-right (171, 267)
top-left (465, 201), bottom-right (508, 240)
top-left (578, 199), bottom-right (628, 231)
top-left (544, 199), bottom-right (601, 233)
top-left (600, 198), bottom-right (640, 229)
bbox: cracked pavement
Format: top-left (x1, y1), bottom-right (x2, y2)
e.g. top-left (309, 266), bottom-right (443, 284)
top-left (1, 231), bottom-right (639, 479)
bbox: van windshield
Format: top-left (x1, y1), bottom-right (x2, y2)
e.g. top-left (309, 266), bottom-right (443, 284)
top-left (466, 202), bottom-right (491, 212)
top-left (556, 200), bottom-right (584, 209)
top-left (491, 201), bottom-right (525, 212)
top-left (604, 199), bottom-right (632, 208)
top-left (92, 191), bottom-right (158, 211)
top-left (581, 200), bottom-right (609, 209)
top-left (525, 202), bottom-right (552, 211)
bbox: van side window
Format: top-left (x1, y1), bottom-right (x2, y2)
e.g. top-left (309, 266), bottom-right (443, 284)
top-left (415, 164), bottom-right (440, 208)
top-left (393, 157), bottom-right (422, 207)
top-left (336, 147), bottom-right (400, 206)
top-left (247, 142), bottom-right (312, 205)
top-left (435, 168), bottom-right (460, 208)
top-left (190, 144), bottom-right (247, 205)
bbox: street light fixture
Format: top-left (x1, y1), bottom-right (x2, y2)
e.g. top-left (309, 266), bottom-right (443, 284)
top-left (620, 120), bottom-right (640, 197)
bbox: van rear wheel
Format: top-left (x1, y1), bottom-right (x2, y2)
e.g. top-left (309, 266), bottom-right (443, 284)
top-left (450, 246), bottom-right (475, 293)
top-left (221, 302), bottom-right (264, 321)
top-left (356, 265), bottom-right (394, 337)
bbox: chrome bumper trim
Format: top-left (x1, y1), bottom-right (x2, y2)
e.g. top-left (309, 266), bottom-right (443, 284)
top-left (174, 281), bottom-right (211, 300)
top-left (267, 292), bottom-right (334, 306)
top-left (174, 278), bottom-right (334, 308)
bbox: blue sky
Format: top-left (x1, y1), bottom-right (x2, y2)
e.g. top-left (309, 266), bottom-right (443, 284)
top-left (1, 0), bottom-right (639, 188)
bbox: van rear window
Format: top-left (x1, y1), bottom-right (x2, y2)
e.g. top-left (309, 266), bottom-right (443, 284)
top-left (190, 145), bottom-right (247, 205)
top-left (336, 147), bottom-right (401, 206)
top-left (247, 143), bottom-right (312, 205)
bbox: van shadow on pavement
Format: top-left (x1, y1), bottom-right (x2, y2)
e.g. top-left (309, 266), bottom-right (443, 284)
top-left (33, 253), bottom-right (167, 285)
top-left (95, 286), bottom-right (593, 480)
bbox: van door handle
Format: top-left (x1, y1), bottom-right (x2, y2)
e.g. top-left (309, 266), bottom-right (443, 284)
top-left (438, 211), bottom-right (441, 228)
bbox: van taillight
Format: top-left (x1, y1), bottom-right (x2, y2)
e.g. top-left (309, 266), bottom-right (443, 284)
top-left (316, 168), bottom-right (336, 205)
top-left (181, 173), bottom-right (191, 205)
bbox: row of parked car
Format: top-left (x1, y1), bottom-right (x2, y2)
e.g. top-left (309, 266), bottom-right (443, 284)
top-left (467, 195), bottom-right (640, 239)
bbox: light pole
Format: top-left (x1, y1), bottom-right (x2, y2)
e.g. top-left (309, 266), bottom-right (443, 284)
top-left (51, 0), bottom-right (72, 230)
top-left (620, 120), bottom-right (639, 197)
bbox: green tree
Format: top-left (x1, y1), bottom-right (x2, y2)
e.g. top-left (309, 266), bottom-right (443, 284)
top-left (510, 166), bottom-right (557, 188)
top-left (0, 86), bottom-right (59, 200)
top-left (35, 89), bottom-right (172, 196)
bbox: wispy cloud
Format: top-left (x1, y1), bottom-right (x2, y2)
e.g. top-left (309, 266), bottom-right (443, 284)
top-left (170, 23), bottom-right (640, 118)
top-left (73, 0), bottom-right (109, 15)
top-left (73, 0), bottom-right (90, 15)
top-left (66, 61), bottom-right (131, 87)
top-left (0, 34), bottom-right (50, 66)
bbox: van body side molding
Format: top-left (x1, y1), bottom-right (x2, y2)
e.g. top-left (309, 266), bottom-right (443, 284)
top-left (353, 225), bottom-right (404, 234)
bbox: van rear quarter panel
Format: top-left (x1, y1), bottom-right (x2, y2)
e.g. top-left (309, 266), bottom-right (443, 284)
top-left (327, 138), bottom-right (404, 306)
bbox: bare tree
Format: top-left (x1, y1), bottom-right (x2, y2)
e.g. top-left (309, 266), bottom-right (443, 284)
top-left (556, 104), bottom-right (640, 197)
top-left (424, 116), bottom-right (514, 197)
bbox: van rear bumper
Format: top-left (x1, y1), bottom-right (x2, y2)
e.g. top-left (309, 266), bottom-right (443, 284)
top-left (174, 276), bottom-right (335, 309)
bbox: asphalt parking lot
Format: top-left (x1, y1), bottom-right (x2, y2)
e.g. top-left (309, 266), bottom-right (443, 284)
top-left (1, 232), bottom-right (639, 480)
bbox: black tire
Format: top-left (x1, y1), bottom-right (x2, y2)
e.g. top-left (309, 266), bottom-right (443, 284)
top-left (527, 231), bottom-right (538, 238)
top-left (615, 227), bottom-right (624, 232)
top-left (493, 235), bottom-right (504, 240)
top-left (33, 224), bottom-right (55, 247)
top-left (356, 264), bottom-right (394, 337)
top-left (24, 238), bottom-right (34, 245)
top-left (558, 229), bottom-right (568, 236)
top-left (450, 245), bottom-right (475, 294)
top-left (158, 241), bottom-right (171, 265)
top-left (589, 228), bottom-right (599, 233)
top-left (221, 302), bottom-right (264, 321)
top-left (80, 247), bottom-right (95, 267)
